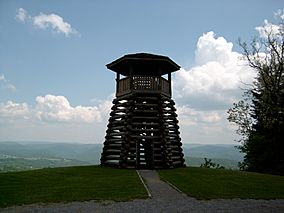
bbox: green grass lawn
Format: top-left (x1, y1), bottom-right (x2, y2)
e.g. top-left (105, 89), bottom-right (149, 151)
top-left (158, 167), bottom-right (284, 200)
top-left (2, 165), bottom-right (284, 208)
top-left (0, 165), bottom-right (147, 208)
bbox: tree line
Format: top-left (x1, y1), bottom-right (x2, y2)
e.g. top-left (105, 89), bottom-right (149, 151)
top-left (228, 12), bottom-right (284, 175)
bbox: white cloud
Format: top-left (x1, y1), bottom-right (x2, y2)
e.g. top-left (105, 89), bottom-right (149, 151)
top-left (15, 8), bottom-right (28, 22)
top-left (195, 31), bottom-right (235, 65)
top-left (256, 19), bottom-right (282, 38)
top-left (0, 74), bottom-right (16, 92)
top-left (177, 105), bottom-right (222, 126)
top-left (35, 94), bottom-right (109, 123)
top-left (33, 13), bottom-right (79, 36)
top-left (6, 84), bottom-right (16, 91)
top-left (0, 95), bottom-right (112, 143)
top-left (176, 104), bottom-right (237, 144)
top-left (0, 74), bottom-right (5, 81)
top-left (37, 95), bottom-right (112, 123)
top-left (0, 94), bottom-right (111, 124)
top-left (256, 9), bottom-right (284, 38)
top-left (0, 101), bottom-right (29, 120)
top-left (174, 31), bottom-right (255, 110)
top-left (171, 31), bottom-right (257, 144)
top-left (275, 9), bottom-right (284, 20)
top-left (15, 8), bottom-right (79, 37)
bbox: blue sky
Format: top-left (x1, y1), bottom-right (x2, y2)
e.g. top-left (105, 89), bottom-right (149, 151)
top-left (0, 1), bottom-right (283, 144)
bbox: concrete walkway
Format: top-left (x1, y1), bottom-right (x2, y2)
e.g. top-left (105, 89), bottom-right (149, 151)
top-left (2, 170), bottom-right (284, 213)
top-left (136, 170), bottom-right (284, 213)
top-left (137, 170), bottom-right (188, 200)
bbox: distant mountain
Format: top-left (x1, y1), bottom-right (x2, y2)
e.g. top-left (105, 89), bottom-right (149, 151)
top-left (183, 144), bottom-right (244, 162)
top-left (185, 157), bottom-right (240, 169)
top-left (0, 141), bottom-right (243, 172)
top-left (0, 154), bottom-right (87, 172)
top-left (0, 141), bottom-right (102, 163)
top-left (182, 144), bottom-right (243, 169)
top-left (0, 141), bottom-right (102, 172)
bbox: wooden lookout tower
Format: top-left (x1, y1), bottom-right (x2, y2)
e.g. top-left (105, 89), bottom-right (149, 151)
top-left (100, 53), bottom-right (185, 169)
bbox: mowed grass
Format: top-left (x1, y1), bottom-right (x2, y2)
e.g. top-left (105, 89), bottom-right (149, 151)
top-left (0, 166), bottom-right (147, 207)
top-left (159, 167), bottom-right (284, 200)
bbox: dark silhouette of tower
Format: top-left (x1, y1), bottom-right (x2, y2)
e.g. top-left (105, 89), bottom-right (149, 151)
top-left (101, 53), bottom-right (185, 169)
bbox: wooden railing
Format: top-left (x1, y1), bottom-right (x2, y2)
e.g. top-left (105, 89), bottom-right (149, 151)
top-left (117, 76), bottom-right (170, 97)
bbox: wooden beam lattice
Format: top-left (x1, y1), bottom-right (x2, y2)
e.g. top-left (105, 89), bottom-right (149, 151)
top-left (101, 93), bottom-right (185, 169)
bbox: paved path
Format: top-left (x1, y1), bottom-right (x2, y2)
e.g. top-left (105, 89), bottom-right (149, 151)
top-left (137, 170), bottom-right (188, 200)
top-left (2, 170), bottom-right (284, 213)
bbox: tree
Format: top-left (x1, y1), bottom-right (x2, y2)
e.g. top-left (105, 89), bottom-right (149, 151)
top-left (228, 11), bottom-right (284, 175)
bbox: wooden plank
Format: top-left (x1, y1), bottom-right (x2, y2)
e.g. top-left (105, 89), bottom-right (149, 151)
top-left (107, 126), bottom-right (126, 132)
top-left (109, 114), bottom-right (126, 121)
top-left (103, 156), bottom-right (121, 160)
top-left (132, 116), bottom-right (159, 120)
top-left (105, 138), bottom-right (122, 142)
top-left (104, 151), bottom-right (121, 156)
top-left (131, 128), bottom-right (160, 132)
top-left (134, 103), bottom-right (158, 107)
top-left (132, 122), bottom-right (160, 126)
top-left (105, 134), bottom-right (123, 141)
top-left (110, 109), bottom-right (127, 115)
top-left (171, 156), bottom-right (181, 160)
top-left (106, 132), bottom-right (126, 137)
top-left (108, 120), bottom-right (125, 126)
top-left (131, 135), bottom-right (161, 139)
top-left (133, 109), bottom-right (159, 113)
top-left (172, 161), bottom-right (183, 165)
top-left (135, 96), bottom-right (159, 101)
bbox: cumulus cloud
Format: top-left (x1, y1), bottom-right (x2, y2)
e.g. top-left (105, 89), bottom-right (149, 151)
top-left (15, 8), bottom-right (28, 22)
top-left (0, 94), bottom-right (111, 124)
top-left (195, 31), bottom-right (235, 65)
top-left (256, 19), bottom-right (283, 38)
top-left (0, 101), bottom-right (29, 120)
top-left (15, 8), bottom-right (79, 37)
top-left (174, 31), bottom-right (255, 110)
top-left (171, 31), bottom-right (257, 143)
top-left (256, 9), bottom-right (284, 38)
top-left (176, 104), bottom-right (235, 144)
top-left (0, 95), bottom-right (112, 142)
top-left (177, 105), bottom-right (222, 126)
top-left (33, 13), bottom-right (79, 36)
top-left (35, 94), bottom-right (110, 123)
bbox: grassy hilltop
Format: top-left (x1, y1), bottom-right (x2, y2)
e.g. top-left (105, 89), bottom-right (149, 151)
top-left (1, 166), bottom-right (284, 208)
top-left (159, 167), bottom-right (284, 200)
top-left (0, 166), bottom-right (147, 208)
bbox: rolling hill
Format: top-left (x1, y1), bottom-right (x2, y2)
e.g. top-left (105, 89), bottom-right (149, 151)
top-left (0, 141), bottom-right (243, 172)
